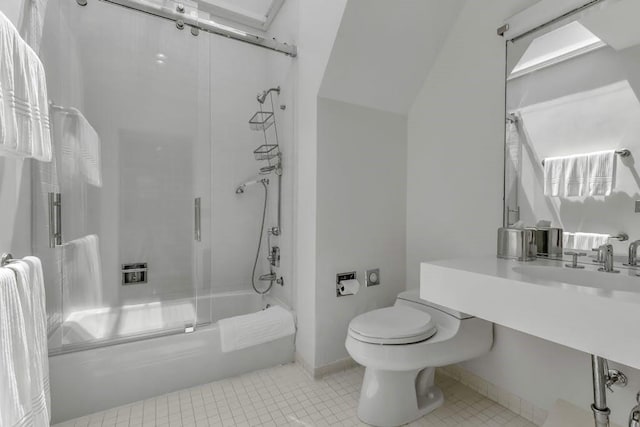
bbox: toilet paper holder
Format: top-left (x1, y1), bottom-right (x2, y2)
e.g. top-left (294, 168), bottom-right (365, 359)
top-left (336, 271), bottom-right (357, 297)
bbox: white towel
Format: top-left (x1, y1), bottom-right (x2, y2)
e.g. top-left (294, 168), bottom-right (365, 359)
top-left (6, 259), bottom-right (50, 426)
top-left (563, 232), bottom-right (610, 251)
top-left (563, 155), bottom-right (588, 197)
top-left (543, 156), bottom-right (564, 197)
top-left (0, 11), bottom-right (18, 154)
top-left (219, 306), bottom-right (295, 353)
top-left (22, 257), bottom-right (50, 424)
top-left (0, 268), bottom-right (32, 427)
top-left (62, 235), bottom-right (103, 310)
top-left (543, 150), bottom-right (617, 198)
top-left (588, 150), bottom-right (616, 196)
top-left (0, 11), bottom-right (51, 162)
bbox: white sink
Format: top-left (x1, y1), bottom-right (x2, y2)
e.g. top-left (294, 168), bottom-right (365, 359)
top-left (512, 264), bottom-right (640, 294)
top-left (420, 257), bottom-right (640, 370)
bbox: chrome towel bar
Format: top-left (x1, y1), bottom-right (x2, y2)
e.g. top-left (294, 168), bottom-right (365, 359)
top-left (1, 253), bottom-right (13, 267)
top-left (609, 233), bottom-right (629, 242)
top-left (541, 149), bottom-right (631, 166)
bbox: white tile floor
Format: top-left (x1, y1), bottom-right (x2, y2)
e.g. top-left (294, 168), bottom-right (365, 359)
top-left (54, 363), bottom-right (538, 427)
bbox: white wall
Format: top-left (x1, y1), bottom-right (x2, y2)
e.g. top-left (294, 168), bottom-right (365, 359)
top-left (276, 0), bottom-right (347, 370)
top-left (0, 0), bottom-right (26, 26)
top-left (407, 0), bottom-right (640, 424)
top-left (320, 0), bottom-right (464, 115)
top-left (315, 98), bottom-right (407, 369)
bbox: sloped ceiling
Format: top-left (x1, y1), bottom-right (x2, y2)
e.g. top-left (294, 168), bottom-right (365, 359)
top-left (319, 0), bottom-right (465, 115)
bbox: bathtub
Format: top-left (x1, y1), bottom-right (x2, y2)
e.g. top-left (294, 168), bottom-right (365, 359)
top-left (49, 291), bottom-right (295, 424)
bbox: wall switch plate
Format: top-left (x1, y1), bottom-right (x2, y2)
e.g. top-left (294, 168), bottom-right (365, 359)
top-left (635, 200), bottom-right (640, 213)
top-left (365, 269), bottom-right (380, 287)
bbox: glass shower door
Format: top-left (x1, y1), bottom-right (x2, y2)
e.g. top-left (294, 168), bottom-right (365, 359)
top-left (38, 0), bottom-right (211, 352)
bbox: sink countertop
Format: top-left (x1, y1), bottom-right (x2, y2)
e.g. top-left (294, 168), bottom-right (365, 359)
top-left (420, 256), bottom-right (640, 370)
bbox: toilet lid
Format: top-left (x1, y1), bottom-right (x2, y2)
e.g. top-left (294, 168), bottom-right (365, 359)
top-left (348, 306), bottom-right (438, 345)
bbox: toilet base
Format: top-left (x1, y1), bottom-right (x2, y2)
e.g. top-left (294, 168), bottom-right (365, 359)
top-left (357, 367), bottom-right (444, 427)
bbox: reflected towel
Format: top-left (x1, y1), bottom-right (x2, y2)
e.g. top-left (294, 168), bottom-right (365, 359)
top-left (219, 306), bottom-right (295, 353)
top-left (20, 0), bottom-right (50, 54)
top-left (0, 268), bottom-right (32, 427)
top-left (563, 232), bottom-right (609, 251)
top-left (505, 120), bottom-right (521, 200)
top-left (62, 235), bottom-right (103, 310)
top-left (0, 11), bottom-right (51, 161)
top-left (588, 150), bottom-right (616, 196)
top-left (543, 156), bottom-right (564, 197)
top-left (6, 259), bottom-right (50, 426)
top-left (54, 107), bottom-right (102, 187)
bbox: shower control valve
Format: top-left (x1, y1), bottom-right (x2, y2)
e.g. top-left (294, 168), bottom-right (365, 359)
top-left (270, 227), bottom-right (281, 236)
top-left (268, 246), bottom-right (280, 268)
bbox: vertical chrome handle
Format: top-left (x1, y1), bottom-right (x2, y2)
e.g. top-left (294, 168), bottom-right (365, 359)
top-left (194, 197), bottom-right (201, 242)
top-left (48, 192), bottom-right (62, 248)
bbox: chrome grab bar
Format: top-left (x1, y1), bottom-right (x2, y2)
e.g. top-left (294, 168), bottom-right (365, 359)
top-left (1, 253), bottom-right (13, 267)
top-left (194, 197), bottom-right (201, 242)
top-left (48, 192), bottom-right (62, 248)
top-left (120, 268), bottom-right (147, 273)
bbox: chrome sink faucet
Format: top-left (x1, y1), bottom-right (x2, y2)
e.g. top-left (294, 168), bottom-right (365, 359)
top-left (625, 240), bottom-right (640, 267)
top-left (597, 244), bottom-right (620, 273)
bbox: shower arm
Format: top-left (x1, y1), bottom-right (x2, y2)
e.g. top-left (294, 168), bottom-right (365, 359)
top-left (257, 87), bottom-right (281, 104)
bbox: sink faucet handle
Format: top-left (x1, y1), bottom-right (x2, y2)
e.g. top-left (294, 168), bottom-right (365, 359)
top-left (592, 247), bottom-right (605, 263)
top-left (596, 244), bottom-right (619, 273)
top-left (564, 251), bottom-right (586, 269)
top-left (625, 240), bottom-right (640, 267)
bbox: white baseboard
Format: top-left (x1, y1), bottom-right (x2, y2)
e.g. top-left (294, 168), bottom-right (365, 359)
top-left (295, 353), bottom-right (358, 379)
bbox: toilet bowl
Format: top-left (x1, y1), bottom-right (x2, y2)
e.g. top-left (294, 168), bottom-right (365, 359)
top-left (345, 290), bottom-right (493, 427)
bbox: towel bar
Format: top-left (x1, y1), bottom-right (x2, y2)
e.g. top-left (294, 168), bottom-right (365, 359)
top-left (1, 253), bottom-right (13, 267)
top-left (609, 233), bottom-right (629, 242)
top-left (541, 149), bottom-right (631, 166)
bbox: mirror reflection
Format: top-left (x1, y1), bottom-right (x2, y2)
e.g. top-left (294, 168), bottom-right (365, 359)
top-left (504, 0), bottom-right (640, 254)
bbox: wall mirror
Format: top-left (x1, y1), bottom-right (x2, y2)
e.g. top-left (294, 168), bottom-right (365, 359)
top-left (503, 0), bottom-right (640, 254)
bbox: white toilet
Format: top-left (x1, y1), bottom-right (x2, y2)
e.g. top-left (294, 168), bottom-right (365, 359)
top-left (345, 290), bottom-right (493, 427)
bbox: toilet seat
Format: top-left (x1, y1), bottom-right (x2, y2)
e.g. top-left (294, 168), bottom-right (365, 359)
top-left (348, 306), bottom-right (438, 345)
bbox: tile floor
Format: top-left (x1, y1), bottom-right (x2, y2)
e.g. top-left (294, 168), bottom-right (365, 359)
top-left (54, 363), bottom-right (538, 427)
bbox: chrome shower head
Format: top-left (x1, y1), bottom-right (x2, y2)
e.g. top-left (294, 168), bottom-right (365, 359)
top-left (256, 87), bottom-right (281, 104)
top-left (235, 178), bottom-right (269, 195)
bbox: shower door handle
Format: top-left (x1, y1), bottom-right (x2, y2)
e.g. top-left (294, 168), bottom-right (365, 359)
top-left (48, 192), bottom-right (62, 247)
top-left (194, 197), bottom-right (201, 242)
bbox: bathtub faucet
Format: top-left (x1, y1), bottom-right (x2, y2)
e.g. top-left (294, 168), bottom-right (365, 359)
top-left (259, 272), bottom-right (277, 282)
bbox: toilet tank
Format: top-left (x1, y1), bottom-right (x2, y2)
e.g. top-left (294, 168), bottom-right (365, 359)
top-left (395, 290), bottom-right (473, 330)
